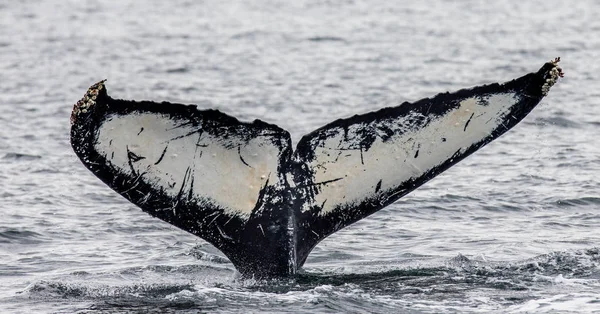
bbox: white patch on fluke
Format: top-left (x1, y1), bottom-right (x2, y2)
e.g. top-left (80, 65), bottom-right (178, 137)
top-left (95, 113), bottom-right (282, 219)
top-left (306, 93), bottom-right (519, 214)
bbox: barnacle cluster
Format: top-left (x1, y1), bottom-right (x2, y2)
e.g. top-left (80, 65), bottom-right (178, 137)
top-left (541, 57), bottom-right (563, 96)
top-left (70, 80), bottom-right (106, 124)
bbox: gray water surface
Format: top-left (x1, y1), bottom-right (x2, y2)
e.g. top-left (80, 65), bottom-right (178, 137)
top-left (1, 1), bottom-right (599, 313)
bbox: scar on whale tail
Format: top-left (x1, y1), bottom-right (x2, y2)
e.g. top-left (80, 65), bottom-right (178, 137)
top-left (70, 58), bottom-right (563, 278)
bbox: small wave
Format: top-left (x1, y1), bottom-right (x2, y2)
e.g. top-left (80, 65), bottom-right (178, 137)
top-left (445, 253), bottom-right (472, 266)
top-left (189, 251), bottom-right (231, 264)
top-left (188, 246), bottom-right (231, 264)
top-left (23, 280), bottom-right (195, 300)
top-left (508, 292), bottom-right (600, 313)
top-left (229, 30), bottom-right (273, 40)
top-left (165, 67), bottom-right (190, 74)
top-left (117, 263), bottom-right (233, 277)
top-left (0, 228), bottom-right (46, 244)
top-left (307, 36), bottom-right (347, 43)
top-left (1, 152), bottom-right (42, 160)
top-left (533, 116), bottom-right (580, 128)
top-left (516, 248), bottom-right (600, 277)
top-left (292, 248), bottom-right (600, 293)
top-left (555, 197), bottom-right (600, 207)
top-left (164, 282), bottom-right (404, 313)
top-left (587, 121), bottom-right (600, 127)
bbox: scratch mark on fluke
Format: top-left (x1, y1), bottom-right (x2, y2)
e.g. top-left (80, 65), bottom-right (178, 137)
top-left (154, 145), bottom-right (169, 165)
top-left (464, 112), bottom-right (475, 131)
top-left (238, 146), bottom-right (252, 168)
top-left (375, 179), bottom-right (382, 193)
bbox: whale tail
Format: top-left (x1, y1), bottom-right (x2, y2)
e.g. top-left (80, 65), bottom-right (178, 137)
top-left (70, 59), bottom-right (562, 277)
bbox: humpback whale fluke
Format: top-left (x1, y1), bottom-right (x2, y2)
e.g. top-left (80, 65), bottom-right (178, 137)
top-left (70, 59), bottom-right (563, 278)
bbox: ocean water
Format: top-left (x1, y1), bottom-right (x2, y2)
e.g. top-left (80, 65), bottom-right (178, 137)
top-left (1, 0), bottom-right (599, 313)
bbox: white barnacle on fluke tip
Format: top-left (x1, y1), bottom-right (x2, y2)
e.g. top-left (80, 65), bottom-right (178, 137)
top-left (70, 59), bottom-right (562, 278)
top-left (541, 57), bottom-right (564, 96)
top-left (70, 79), bottom-right (106, 124)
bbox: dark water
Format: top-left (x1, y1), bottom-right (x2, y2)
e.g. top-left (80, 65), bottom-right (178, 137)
top-left (1, 1), bottom-right (600, 313)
